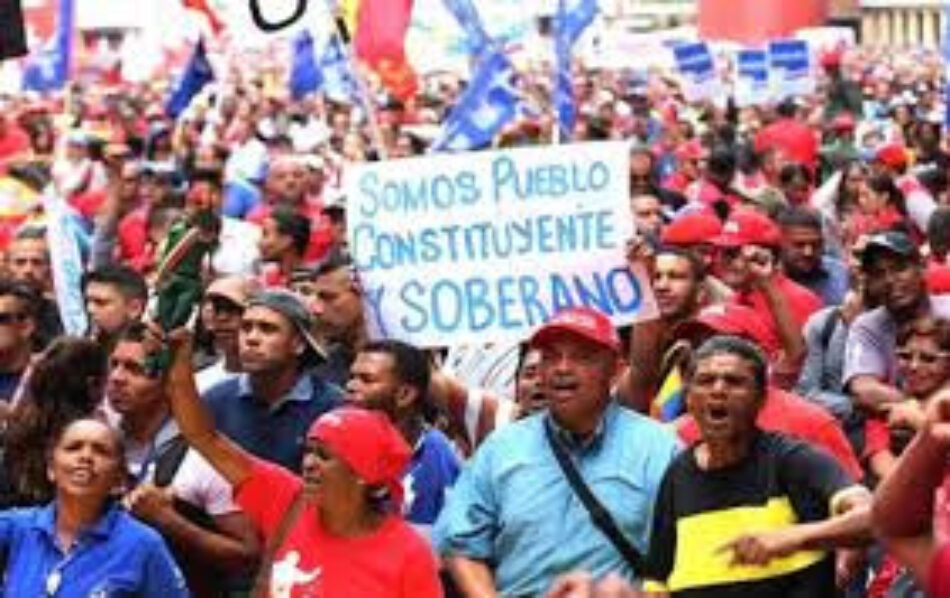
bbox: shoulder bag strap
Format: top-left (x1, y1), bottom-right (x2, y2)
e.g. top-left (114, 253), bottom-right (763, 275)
top-left (543, 419), bottom-right (643, 575)
top-left (251, 488), bottom-right (308, 598)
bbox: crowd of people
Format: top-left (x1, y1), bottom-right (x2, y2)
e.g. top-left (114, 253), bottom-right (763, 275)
top-left (0, 35), bottom-right (948, 597)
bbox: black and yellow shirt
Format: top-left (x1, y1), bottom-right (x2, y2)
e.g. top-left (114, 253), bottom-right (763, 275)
top-left (644, 432), bottom-right (853, 598)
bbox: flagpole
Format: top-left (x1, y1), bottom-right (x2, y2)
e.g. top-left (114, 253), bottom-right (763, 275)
top-left (551, 6), bottom-right (562, 146)
top-left (323, 1), bottom-right (389, 160)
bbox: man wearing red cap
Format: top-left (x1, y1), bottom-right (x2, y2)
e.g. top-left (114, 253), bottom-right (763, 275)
top-left (713, 207), bottom-right (822, 382)
top-left (435, 306), bottom-right (679, 596)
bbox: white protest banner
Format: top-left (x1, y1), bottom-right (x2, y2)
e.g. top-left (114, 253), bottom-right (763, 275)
top-left (734, 49), bottom-right (770, 107)
top-left (768, 39), bottom-right (814, 100)
top-left (43, 190), bottom-right (88, 335)
top-left (672, 41), bottom-right (721, 103)
top-left (345, 141), bottom-right (657, 348)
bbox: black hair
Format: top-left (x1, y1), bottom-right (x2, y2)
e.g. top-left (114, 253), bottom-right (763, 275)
top-left (3, 337), bottom-right (109, 507)
top-left (776, 205), bottom-right (823, 232)
top-left (928, 206), bottom-right (950, 259)
top-left (361, 339), bottom-right (431, 406)
top-left (778, 162), bottom-right (813, 188)
top-left (82, 264), bottom-right (148, 302)
top-left (13, 225), bottom-right (46, 242)
top-left (867, 173), bottom-right (905, 212)
top-left (686, 335), bottom-right (768, 399)
top-left (313, 252), bottom-right (353, 279)
top-left (0, 278), bottom-right (39, 320)
top-left (115, 320), bottom-right (148, 345)
top-left (270, 206), bottom-right (312, 257)
top-left (917, 167), bottom-right (949, 197)
top-left (188, 167), bottom-right (224, 191)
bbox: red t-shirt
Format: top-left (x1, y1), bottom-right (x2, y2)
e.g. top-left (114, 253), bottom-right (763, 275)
top-left (118, 207), bottom-right (149, 271)
top-left (677, 387), bottom-right (863, 481)
top-left (0, 126), bottom-right (30, 164)
top-left (863, 417), bottom-right (891, 459)
top-left (733, 274), bottom-right (822, 341)
top-left (235, 460), bottom-right (442, 598)
top-left (930, 543), bottom-right (950, 597)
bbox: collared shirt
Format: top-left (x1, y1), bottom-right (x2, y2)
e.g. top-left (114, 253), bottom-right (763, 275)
top-left (204, 370), bottom-right (342, 473)
top-left (0, 502), bottom-right (187, 597)
top-left (792, 256), bottom-right (850, 307)
top-left (433, 402), bottom-right (680, 597)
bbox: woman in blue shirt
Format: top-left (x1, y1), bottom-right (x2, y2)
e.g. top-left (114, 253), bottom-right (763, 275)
top-left (0, 418), bottom-right (188, 597)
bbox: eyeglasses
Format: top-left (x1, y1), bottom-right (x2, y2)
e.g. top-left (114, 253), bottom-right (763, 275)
top-left (0, 312), bottom-right (26, 326)
top-left (896, 349), bottom-right (948, 365)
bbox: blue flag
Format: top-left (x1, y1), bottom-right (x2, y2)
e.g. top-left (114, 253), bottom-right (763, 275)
top-left (166, 39), bottom-right (215, 118)
top-left (441, 0), bottom-right (491, 57)
top-left (21, 0), bottom-right (74, 92)
top-left (320, 35), bottom-right (357, 102)
top-left (432, 50), bottom-right (521, 152)
top-left (554, 0), bottom-right (598, 138)
top-left (289, 30), bottom-right (323, 101)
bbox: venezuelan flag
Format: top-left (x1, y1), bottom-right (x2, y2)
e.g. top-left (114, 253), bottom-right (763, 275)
top-left (346, 0), bottom-right (417, 100)
top-left (651, 365), bottom-right (686, 423)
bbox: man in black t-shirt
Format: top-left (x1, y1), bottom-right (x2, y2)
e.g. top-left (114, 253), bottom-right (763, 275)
top-left (644, 336), bottom-right (872, 598)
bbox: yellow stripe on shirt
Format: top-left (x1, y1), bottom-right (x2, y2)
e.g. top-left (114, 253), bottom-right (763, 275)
top-left (667, 496), bottom-right (826, 591)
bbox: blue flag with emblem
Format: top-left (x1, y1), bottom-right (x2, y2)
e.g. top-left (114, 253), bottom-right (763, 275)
top-left (21, 0), bottom-right (74, 92)
top-left (289, 30), bottom-right (323, 100)
top-left (320, 34), bottom-right (357, 102)
top-left (441, 0), bottom-right (492, 57)
top-left (554, 0), bottom-right (598, 138)
top-left (431, 49), bottom-right (522, 152)
top-left (166, 39), bottom-right (215, 118)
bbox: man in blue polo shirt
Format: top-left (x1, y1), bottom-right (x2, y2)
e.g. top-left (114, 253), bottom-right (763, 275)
top-left (202, 289), bottom-right (341, 472)
top-left (434, 306), bottom-right (679, 596)
top-left (345, 339), bottom-right (460, 539)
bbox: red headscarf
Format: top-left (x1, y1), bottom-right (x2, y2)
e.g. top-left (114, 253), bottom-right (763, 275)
top-left (307, 408), bottom-right (412, 508)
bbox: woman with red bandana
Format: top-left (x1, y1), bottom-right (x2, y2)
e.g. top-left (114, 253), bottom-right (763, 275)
top-left (156, 329), bottom-right (441, 598)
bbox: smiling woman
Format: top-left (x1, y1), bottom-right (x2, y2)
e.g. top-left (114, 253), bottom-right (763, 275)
top-left (0, 418), bottom-right (188, 597)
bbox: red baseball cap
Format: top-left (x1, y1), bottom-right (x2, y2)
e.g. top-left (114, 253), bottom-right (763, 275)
top-left (830, 112), bottom-right (856, 132)
top-left (675, 303), bottom-right (780, 355)
top-left (661, 210), bottom-right (722, 246)
top-left (712, 208), bottom-right (781, 248)
top-left (875, 144), bottom-right (908, 169)
top-left (675, 140), bottom-right (706, 161)
top-left (307, 408), bottom-right (412, 507)
top-left (530, 306), bottom-right (621, 354)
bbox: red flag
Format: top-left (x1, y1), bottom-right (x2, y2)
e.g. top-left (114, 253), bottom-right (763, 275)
top-left (352, 0), bottom-right (415, 99)
top-left (182, 0), bottom-right (224, 35)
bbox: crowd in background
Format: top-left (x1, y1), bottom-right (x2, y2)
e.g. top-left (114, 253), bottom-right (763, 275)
top-left (0, 39), bottom-right (948, 597)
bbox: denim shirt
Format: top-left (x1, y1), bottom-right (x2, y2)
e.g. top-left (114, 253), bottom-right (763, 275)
top-left (433, 402), bottom-right (680, 597)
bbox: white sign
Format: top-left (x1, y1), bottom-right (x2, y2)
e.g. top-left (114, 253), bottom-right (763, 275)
top-left (345, 142), bottom-right (657, 347)
top-left (673, 41), bottom-right (722, 103)
top-left (769, 39), bottom-right (814, 100)
top-left (735, 49), bottom-right (771, 107)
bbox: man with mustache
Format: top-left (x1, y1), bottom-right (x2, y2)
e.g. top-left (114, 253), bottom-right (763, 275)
top-left (434, 306), bottom-right (679, 596)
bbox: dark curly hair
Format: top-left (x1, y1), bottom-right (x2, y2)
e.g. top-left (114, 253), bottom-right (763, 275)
top-left (1, 337), bottom-right (108, 507)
